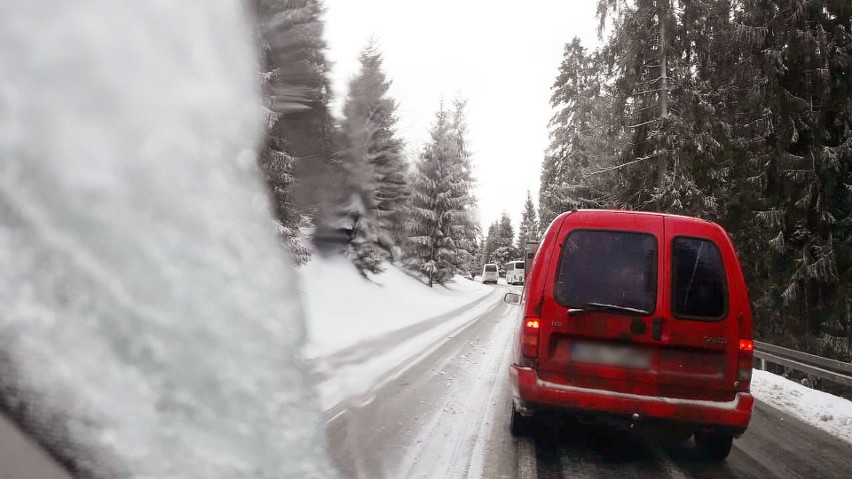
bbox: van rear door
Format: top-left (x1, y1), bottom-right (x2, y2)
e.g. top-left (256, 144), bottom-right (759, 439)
top-left (536, 212), bottom-right (667, 397)
top-left (659, 216), bottom-right (742, 400)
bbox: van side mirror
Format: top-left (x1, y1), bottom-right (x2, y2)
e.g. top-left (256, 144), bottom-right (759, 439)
top-left (503, 292), bottom-right (522, 305)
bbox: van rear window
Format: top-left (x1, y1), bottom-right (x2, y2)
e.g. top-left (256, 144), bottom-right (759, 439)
top-left (554, 230), bottom-right (657, 314)
top-left (514, 262), bottom-right (524, 270)
top-left (485, 265), bottom-right (497, 272)
top-left (671, 237), bottom-right (727, 320)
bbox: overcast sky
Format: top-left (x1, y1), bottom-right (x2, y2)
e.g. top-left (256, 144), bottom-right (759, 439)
top-left (324, 0), bottom-right (601, 232)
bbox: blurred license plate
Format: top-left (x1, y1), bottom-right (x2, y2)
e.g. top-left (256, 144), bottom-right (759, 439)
top-left (571, 342), bottom-right (650, 369)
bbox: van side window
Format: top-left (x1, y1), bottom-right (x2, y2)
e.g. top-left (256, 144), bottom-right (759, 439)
top-left (671, 237), bottom-right (727, 320)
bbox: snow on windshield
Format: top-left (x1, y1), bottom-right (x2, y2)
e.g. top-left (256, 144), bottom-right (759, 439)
top-left (0, 1), bottom-right (334, 477)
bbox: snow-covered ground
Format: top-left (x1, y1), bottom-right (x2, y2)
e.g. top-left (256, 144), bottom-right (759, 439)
top-left (300, 258), bottom-right (493, 358)
top-left (751, 369), bottom-right (852, 444)
top-left (299, 258), bottom-right (498, 410)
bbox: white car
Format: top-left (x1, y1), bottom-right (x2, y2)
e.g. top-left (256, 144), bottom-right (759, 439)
top-left (482, 263), bottom-right (498, 284)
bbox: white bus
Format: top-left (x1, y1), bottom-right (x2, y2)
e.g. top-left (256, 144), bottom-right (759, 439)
top-left (505, 260), bottom-right (525, 285)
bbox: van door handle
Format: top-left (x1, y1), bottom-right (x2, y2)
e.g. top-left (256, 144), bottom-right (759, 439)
top-left (651, 317), bottom-right (663, 340)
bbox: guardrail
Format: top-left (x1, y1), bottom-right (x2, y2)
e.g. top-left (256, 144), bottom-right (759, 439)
top-left (754, 340), bottom-right (852, 388)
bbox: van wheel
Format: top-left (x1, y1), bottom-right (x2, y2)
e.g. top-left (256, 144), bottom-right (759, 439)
top-left (695, 431), bottom-right (733, 460)
top-left (510, 404), bottom-right (531, 436)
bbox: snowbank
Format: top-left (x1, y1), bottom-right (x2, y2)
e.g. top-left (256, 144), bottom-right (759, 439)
top-left (298, 257), bottom-right (497, 410)
top-left (752, 370), bottom-right (852, 444)
top-left (299, 257), bottom-right (492, 358)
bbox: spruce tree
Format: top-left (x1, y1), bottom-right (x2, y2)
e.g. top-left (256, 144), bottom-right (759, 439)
top-left (404, 103), bottom-right (476, 286)
top-left (259, 0), bottom-right (335, 211)
top-left (596, 0), bottom-right (726, 214)
top-left (516, 190), bottom-right (539, 251)
top-left (251, 0), bottom-right (351, 267)
top-left (447, 99), bottom-right (479, 276)
top-left (541, 38), bottom-right (616, 227)
top-left (482, 221), bottom-right (499, 266)
top-left (497, 213), bottom-right (515, 253)
top-left (250, 0), bottom-right (322, 265)
top-left (340, 40), bottom-right (408, 261)
top-left (734, 0), bottom-right (852, 343)
top-left (488, 212), bottom-right (517, 270)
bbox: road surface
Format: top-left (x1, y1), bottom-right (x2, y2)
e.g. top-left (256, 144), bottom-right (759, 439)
top-left (325, 286), bottom-right (852, 478)
top-left (2, 285), bottom-right (849, 478)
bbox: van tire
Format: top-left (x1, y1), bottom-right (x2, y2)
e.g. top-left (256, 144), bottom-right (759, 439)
top-left (695, 431), bottom-right (733, 460)
top-left (510, 405), bottom-right (530, 436)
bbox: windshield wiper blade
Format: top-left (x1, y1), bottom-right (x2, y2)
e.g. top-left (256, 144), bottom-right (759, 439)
top-left (570, 302), bottom-right (650, 315)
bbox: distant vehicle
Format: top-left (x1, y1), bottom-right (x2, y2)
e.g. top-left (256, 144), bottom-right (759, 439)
top-left (524, 242), bottom-right (538, 280)
top-left (504, 210), bottom-right (754, 461)
top-left (482, 264), bottom-right (498, 284)
top-left (505, 260), bottom-right (525, 285)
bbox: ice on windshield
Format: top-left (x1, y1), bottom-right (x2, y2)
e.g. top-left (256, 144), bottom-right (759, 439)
top-left (0, 1), bottom-right (334, 477)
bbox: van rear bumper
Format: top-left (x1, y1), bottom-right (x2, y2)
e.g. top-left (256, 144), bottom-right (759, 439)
top-left (510, 365), bottom-right (753, 432)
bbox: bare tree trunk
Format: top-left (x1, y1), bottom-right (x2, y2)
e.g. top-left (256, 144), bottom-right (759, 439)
top-left (656, 0), bottom-right (669, 210)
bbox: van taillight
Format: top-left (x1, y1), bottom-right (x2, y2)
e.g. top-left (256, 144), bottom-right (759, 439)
top-left (737, 339), bottom-right (754, 388)
top-left (521, 317), bottom-right (540, 360)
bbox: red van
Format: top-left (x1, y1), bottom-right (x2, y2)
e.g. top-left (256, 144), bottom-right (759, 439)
top-left (506, 210), bottom-right (754, 459)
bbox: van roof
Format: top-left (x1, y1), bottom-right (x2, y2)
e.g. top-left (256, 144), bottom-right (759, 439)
top-left (566, 209), bottom-right (719, 227)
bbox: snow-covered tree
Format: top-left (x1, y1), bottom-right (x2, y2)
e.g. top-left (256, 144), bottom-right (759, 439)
top-left (516, 190), bottom-right (539, 251)
top-left (339, 40), bottom-right (408, 274)
top-left (479, 212), bottom-right (517, 271)
top-left (490, 247), bottom-right (515, 271)
top-left (731, 0), bottom-right (852, 342)
top-left (482, 221), bottom-right (498, 267)
top-left (479, 212), bottom-right (517, 273)
top-left (404, 102), bottom-right (476, 286)
top-left (540, 38), bottom-right (615, 226)
top-left (496, 212), bottom-right (516, 256)
top-left (251, 0), bottom-right (324, 265)
top-left (447, 99), bottom-right (479, 276)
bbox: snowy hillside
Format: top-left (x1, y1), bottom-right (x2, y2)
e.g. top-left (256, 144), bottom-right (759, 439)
top-left (299, 258), bottom-right (496, 409)
top-left (300, 258), bottom-right (492, 357)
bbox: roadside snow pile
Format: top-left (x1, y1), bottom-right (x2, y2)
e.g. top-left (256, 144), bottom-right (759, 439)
top-left (299, 257), bottom-right (496, 410)
top-left (752, 370), bottom-right (852, 444)
top-left (299, 257), bottom-right (491, 358)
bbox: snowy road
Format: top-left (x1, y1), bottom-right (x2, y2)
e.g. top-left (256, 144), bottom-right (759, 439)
top-left (2, 283), bottom-right (850, 478)
top-left (324, 286), bottom-right (852, 479)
